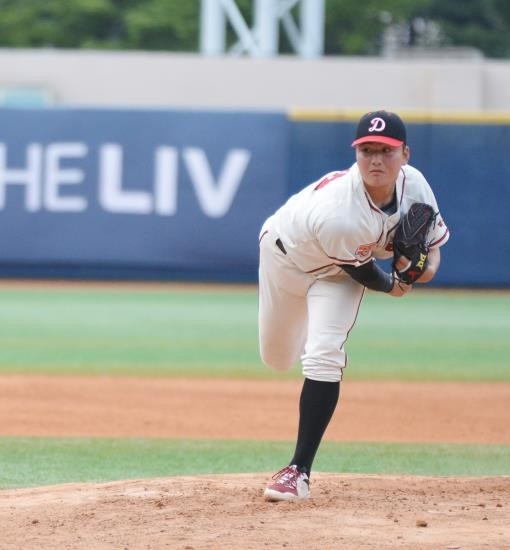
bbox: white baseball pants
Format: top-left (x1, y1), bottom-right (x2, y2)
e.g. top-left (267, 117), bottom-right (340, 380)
top-left (258, 225), bottom-right (365, 383)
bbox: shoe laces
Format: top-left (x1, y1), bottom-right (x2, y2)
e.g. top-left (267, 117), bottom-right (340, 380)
top-left (272, 465), bottom-right (301, 488)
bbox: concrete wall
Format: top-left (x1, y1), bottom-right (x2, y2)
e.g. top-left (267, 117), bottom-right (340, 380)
top-left (1, 48), bottom-right (509, 112)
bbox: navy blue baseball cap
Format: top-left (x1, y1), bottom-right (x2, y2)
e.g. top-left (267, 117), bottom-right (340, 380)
top-left (352, 110), bottom-right (407, 147)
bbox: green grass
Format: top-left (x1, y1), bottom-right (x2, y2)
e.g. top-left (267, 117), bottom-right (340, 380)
top-left (348, 290), bottom-right (510, 381)
top-left (0, 437), bottom-right (508, 490)
top-left (0, 285), bottom-right (509, 489)
top-left (0, 286), bottom-right (259, 376)
top-left (0, 285), bottom-right (508, 381)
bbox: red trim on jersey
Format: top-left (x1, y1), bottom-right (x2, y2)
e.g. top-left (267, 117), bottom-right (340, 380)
top-left (430, 227), bottom-right (449, 247)
top-left (341, 286), bottom-right (366, 374)
top-left (306, 263), bottom-right (338, 273)
top-left (398, 169), bottom-right (406, 205)
top-left (376, 226), bottom-right (385, 244)
top-left (259, 230), bottom-right (268, 243)
top-left (331, 256), bottom-right (373, 265)
top-left (366, 199), bottom-right (380, 213)
top-left (327, 256), bottom-right (359, 264)
top-left (305, 255), bottom-right (373, 274)
top-left (314, 170), bottom-right (348, 190)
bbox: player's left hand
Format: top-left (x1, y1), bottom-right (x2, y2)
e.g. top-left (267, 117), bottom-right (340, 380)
top-left (394, 256), bottom-right (412, 272)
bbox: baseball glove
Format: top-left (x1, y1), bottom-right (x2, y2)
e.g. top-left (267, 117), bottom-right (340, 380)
top-left (392, 202), bottom-right (437, 284)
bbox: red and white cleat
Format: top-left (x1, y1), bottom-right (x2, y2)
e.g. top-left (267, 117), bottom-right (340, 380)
top-left (264, 465), bottom-right (310, 502)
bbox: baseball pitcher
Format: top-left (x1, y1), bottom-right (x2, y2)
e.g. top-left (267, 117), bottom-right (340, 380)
top-left (258, 110), bottom-right (449, 501)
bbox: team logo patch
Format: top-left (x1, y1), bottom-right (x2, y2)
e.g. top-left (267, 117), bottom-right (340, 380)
top-left (368, 117), bottom-right (386, 133)
top-left (355, 244), bottom-right (374, 260)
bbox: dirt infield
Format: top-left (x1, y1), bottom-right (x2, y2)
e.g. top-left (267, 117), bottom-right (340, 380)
top-left (0, 375), bottom-right (509, 549)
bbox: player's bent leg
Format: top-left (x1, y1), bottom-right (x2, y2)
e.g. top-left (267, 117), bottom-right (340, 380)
top-left (258, 286), bottom-right (308, 370)
top-left (259, 350), bottom-right (297, 372)
top-left (258, 232), bottom-right (313, 372)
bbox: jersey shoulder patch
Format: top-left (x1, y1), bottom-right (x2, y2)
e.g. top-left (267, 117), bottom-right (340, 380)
top-left (314, 170), bottom-right (348, 190)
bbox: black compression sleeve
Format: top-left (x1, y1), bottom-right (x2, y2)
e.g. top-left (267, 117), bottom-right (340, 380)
top-left (341, 260), bottom-right (393, 293)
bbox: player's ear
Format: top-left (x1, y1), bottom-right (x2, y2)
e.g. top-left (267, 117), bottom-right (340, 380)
top-left (402, 145), bottom-right (410, 164)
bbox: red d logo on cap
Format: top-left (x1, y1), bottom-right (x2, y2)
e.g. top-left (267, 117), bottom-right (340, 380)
top-left (368, 118), bottom-right (386, 132)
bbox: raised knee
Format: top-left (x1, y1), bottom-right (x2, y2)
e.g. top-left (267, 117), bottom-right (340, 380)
top-left (260, 351), bottom-right (295, 372)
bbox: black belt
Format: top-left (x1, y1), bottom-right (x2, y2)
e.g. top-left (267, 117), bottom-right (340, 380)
top-left (275, 238), bottom-right (287, 255)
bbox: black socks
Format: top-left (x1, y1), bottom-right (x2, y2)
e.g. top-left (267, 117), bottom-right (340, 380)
top-left (290, 377), bottom-right (340, 477)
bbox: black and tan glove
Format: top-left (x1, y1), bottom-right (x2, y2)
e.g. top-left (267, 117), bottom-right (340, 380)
top-left (392, 203), bottom-right (437, 284)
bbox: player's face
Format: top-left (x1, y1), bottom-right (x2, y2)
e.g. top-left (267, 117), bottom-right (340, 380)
top-left (356, 143), bottom-right (410, 191)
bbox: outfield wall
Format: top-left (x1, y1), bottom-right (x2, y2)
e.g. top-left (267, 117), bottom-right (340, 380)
top-left (0, 107), bottom-right (508, 287)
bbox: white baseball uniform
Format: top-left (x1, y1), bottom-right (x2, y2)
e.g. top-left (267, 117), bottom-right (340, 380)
top-left (258, 162), bottom-right (449, 383)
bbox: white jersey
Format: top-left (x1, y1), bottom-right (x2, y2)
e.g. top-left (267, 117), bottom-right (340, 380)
top-left (265, 162), bottom-right (449, 277)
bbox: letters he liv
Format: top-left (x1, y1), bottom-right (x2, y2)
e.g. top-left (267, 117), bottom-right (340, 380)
top-left (0, 143), bottom-right (251, 218)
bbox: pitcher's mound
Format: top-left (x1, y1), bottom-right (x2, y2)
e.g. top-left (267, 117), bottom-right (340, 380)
top-left (1, 473), bottom-right (509, 549)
